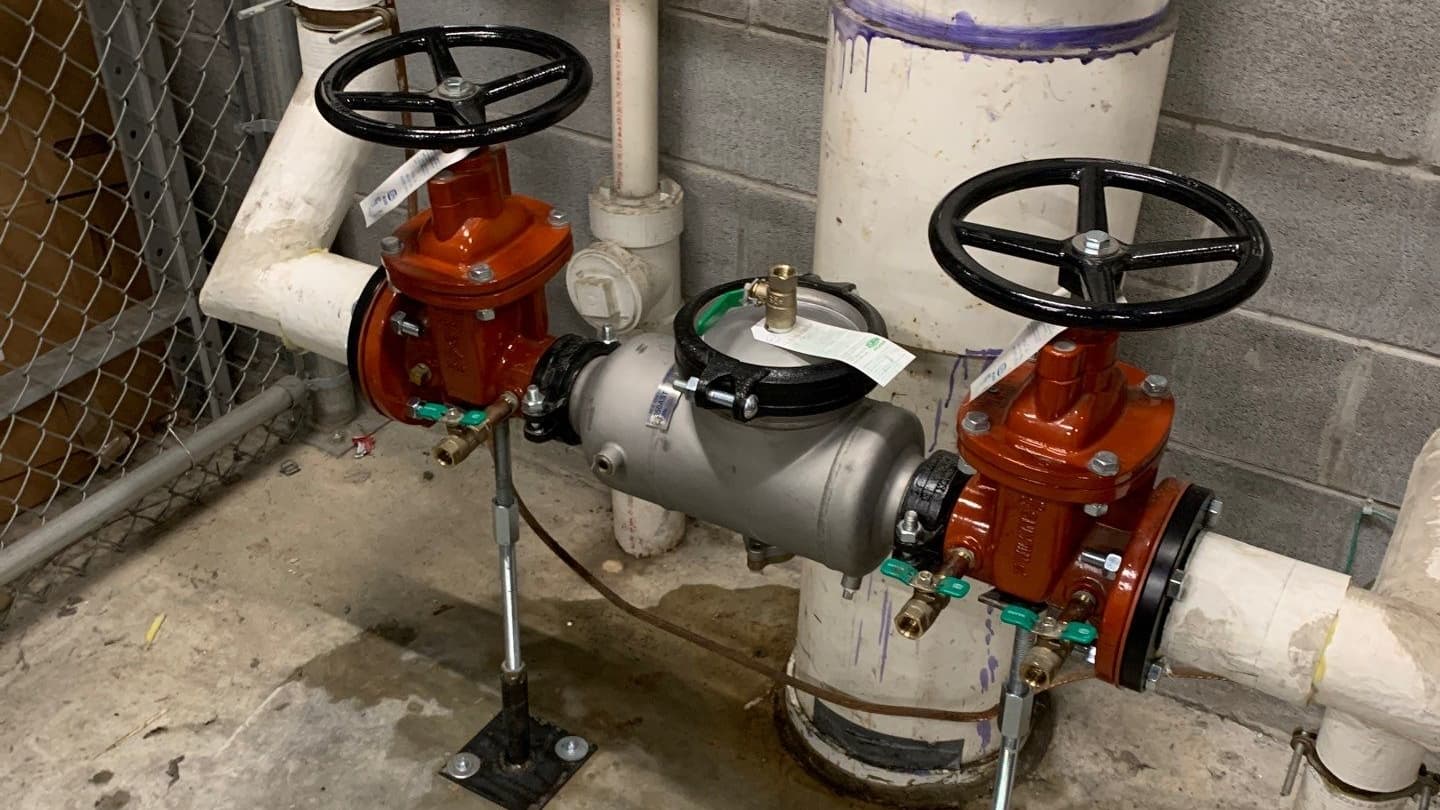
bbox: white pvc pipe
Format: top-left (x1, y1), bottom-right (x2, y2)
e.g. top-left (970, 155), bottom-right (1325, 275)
top-left (611, 0), bottom-right (659, 198)
top-left (1163, 533), bottom-right (1440, 750)
top-left (599, 0), bottom-right (684, 558)
top-left (1296, 430), bottom-right (1440, 806)
top-left (1160, 531), bottom-right (1350, 705)
top-left (1161, 429), bottom-right (1440, 779)
top-left (198, 12), bottom-right (395, 362)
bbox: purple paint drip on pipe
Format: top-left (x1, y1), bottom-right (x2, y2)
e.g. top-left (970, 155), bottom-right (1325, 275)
top-left (832, 0), bottom-right (1175, 63)
top-left (878, 590), bottom-right (893, 682)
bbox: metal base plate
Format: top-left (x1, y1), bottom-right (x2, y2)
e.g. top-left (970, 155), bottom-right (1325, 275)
top-left (441, 713), bottom-right (595, 810)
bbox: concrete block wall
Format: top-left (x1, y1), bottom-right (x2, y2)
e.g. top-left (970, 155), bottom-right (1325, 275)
top-left (334, 0), bottom-right (1440, 584)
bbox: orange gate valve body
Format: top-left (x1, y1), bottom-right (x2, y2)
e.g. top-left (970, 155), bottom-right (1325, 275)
top-left (943, 329), bottom-right (1191, 682)
top-left (353, 147), bottom-right (572, 423)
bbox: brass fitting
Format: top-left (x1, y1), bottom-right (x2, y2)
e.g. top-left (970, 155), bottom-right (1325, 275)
top-left (893, 548), bottom-right (976, 641)
top-left (1021, 645), bottom-right (1067, 690)
top-left (431, 391), bottom-right (518, 467)
top-left (1021, 590), bottom-right (1098, 690)
top-left (895, 591), bottom-right (945, 640)
top-left (761, 264), bottom-right (797, 332)
top-left (433, 424), bottom-right (490, 467)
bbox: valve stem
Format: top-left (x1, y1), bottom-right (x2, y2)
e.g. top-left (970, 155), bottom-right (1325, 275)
top-left (1020, 591), bottom-right (1097, 690)
top-left (894, 548), bottom-right (973, 640)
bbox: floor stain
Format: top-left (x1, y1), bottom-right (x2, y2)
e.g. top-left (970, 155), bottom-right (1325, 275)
top-left (277, 579), bottom-right (885, 809)
top-left (93, 789), bottom-right (131, 809)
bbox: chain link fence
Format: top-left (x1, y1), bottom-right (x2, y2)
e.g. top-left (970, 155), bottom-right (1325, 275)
top-left (0, 0), bottom-right (303, 611)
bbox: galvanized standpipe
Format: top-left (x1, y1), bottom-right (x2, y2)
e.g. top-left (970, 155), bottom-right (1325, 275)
top-left (491, 418), bottom-right (531, 765)
top-left (993, 626), bottom-right (1037, 810)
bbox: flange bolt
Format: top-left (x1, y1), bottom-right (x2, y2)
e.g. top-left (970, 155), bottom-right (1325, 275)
top-left (896, 510), bottom-right (921, 545)
top-left (1206, 498), bottom-right (1224, 526)
top-left (1083, 503), bottom-right (1108, 518)
top-left (1143, 659), bottom-right (1167, 691)
top-left (466, 263), bottom-right (493, 283)
top-left (961, 411), bottom-right (991, 436)
top-left (1141, 374), bottom-right (1170, 398)
top-left (547, 209), bottom-right (569, 227)
top-left (1088, 450), bottom-right (1120, 477)
top-left (521, 385), bottom-right (546, 417)
top-left (380, 235), bottom-right (402, 256)
top-left (389, 311), bottom-right (421, 338)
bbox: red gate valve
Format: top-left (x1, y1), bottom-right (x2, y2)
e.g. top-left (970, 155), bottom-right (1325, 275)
top-left (313, 26), bottom-right (593, 458)
top-left (921, 158), bottom-right (1272, 690)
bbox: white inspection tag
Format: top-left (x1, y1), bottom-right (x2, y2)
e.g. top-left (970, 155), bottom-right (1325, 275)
top-left (360, 147), bottom-right (477, 226)
top-left (750, 318), bottom-right (915, 386)
top-left (968, 319), bottom-right (1065, 400)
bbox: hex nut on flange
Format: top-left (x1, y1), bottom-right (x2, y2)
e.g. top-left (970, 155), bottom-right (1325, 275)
top-left (521, 384), bottom-right (546, 417)
top-left (961, 411), bottom-right (991, 435)
top-left (1206, 498), bottom-right (1224, 526)
top-left (1088, 450), bottom-right (1120, 477)
top-left (389, 311), bottom-right (421, 338)
top-left (896, 509), bottom-right (921, 545)
top-left (1144, 659), bottom-right (1167, 691)
top-left (1141, 374), bottom-right (1170, 398)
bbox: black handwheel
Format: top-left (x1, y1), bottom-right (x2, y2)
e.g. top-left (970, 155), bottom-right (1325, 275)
top-left (928, 158), bottom-right (1271, 331)
top-left (315, 25), bottom-right (591, 150)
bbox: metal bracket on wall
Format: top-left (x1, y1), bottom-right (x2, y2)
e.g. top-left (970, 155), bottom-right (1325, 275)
top-left (85, 0), bottom-right (237, 419)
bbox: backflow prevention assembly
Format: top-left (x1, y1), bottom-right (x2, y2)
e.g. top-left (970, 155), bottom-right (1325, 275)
top-left (314, 23), bottom-right (1281, 810)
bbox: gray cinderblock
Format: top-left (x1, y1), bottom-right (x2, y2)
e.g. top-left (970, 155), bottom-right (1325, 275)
top-left (1121, 311), bottom-right (1361, 486)
top-left (1164, 0), bottom-right (1440, 160)
top-left (1226, 140), bottom-right (1440, 356)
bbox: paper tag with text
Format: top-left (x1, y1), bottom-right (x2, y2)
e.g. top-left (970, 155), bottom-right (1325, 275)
top-left (967, 319), bottom-right (1066, 400)
top-left (750, 318), bottom-right (915, 386)
top-left (360, 147), bottom-right (478, 227)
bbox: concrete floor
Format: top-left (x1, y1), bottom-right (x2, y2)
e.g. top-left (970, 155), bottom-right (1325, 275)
top-left (1, 423), bottom-right (1298, 809)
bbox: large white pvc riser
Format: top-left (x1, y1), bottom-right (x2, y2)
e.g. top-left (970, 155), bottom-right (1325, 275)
top-left (198, 18), bottom-right (394, 362)
top-left (792, 561), bottom-right (1007, 755)
top-left (862, 0), bottom-right (1166, 27)
top-left (813, 28), bottom-right (1173, 354)
top-left (795, 6), bottom-right (1175, 773)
